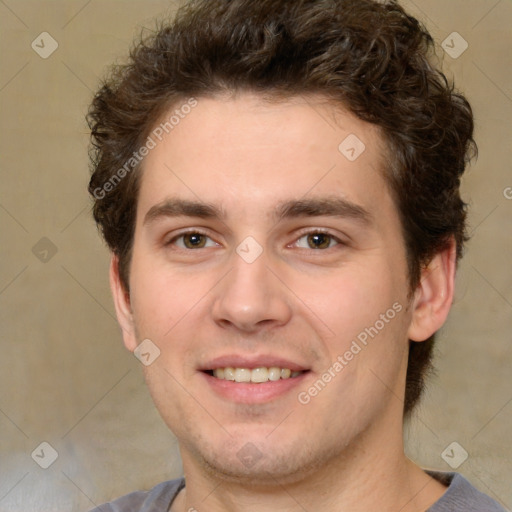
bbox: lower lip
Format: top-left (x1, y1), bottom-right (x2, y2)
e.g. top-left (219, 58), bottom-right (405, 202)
top-left (201, 371), bottom-right (310, 404)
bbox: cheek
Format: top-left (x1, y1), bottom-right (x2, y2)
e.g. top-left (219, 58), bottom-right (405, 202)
top-left (300, 265), bottom-right (406, 341)
top-left (128, 254), bottom-right (207, 339)
top-left (303, 265), bottom-right (411, 396)
top-left (141, 363), bottom-right (189, 436)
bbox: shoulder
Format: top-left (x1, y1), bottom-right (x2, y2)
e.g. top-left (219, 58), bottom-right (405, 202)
top-left (87, 478), bottom-right (185, 512)
top-left (427, 471), bottom-right (509, 512)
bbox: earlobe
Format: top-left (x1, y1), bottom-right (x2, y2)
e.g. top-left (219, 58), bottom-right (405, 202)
top-left (407, 239), bottom-right (457, 342)
top-left (109, 255), bottom-right (138, 352)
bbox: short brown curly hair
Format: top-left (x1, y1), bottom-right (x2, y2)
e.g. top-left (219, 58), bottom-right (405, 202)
top-left (87, 0), bottom-right (476, 414)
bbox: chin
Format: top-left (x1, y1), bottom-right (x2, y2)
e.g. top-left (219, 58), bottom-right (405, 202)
top-left (190, 435), bottom-right (340, 487)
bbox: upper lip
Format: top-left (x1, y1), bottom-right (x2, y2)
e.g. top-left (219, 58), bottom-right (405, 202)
top-left (199, 355), bottom-right (309, 372)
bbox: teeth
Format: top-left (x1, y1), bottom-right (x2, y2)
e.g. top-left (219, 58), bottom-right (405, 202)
top-left (234, 368), bottom-right (251, 382)
top-left (211, 367), bottom-right (303, 383)
top-left (223, 367), bottom-right (235, 381)
top-left (281, 368), bottom-right (291, 379)
top-left (268, 367), bottom-right (281, 381)
top-left (251, 367), bottom-right (268, 383)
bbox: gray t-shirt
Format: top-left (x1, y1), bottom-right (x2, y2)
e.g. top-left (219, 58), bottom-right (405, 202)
top-left (89, 472), bottom-right (508, 511)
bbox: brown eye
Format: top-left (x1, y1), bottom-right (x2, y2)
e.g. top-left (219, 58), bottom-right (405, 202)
top-left (182, 233), bottom-right (207, 249)
top-left (305, 233), bottom-right (336, 249)
top-left (166, 230), bottom-right (220, 251)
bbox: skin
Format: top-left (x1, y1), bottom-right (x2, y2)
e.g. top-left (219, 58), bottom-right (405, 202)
top-left (111, 93), bottom-right (456, 511)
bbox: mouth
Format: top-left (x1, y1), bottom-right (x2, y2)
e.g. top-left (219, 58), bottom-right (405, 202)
top-left (199, 357), bottom-right (311, 403)
top-left (198, 355), bottom-right (311, 403)
top-left (203, 367), bottom-right (306, 383)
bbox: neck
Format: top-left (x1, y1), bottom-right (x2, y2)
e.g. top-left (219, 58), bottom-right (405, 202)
top-left (173, 407), bottom-right (447, 512)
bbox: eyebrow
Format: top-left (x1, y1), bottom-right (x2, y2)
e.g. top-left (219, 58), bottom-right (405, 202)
top-left (144, 199), bottom-right (225, 225)
top-left (143, 196), bottom-right (372, 226)
top-left (275, 197), bottom-right (371, 225)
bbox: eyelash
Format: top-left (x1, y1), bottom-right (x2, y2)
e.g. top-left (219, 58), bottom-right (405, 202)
top-left (292, 228), bottom-right (343, 250)
top-left (166, 229), bottom-right (219, 250)
top-left (165, 229), bottom-right (344, 251)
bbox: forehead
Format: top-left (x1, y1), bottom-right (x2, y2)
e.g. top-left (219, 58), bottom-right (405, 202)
top-left (136, 93), bottom-right (393, 221)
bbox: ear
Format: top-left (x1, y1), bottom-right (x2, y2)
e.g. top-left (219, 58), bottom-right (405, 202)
top-left (110, 254), bottom-right (138, 352)
top-left (407, 238), bottom-right (457, 342)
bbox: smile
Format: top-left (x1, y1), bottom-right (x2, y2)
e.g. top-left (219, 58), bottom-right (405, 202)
top-left (207, 367), bottom-right (304, 383)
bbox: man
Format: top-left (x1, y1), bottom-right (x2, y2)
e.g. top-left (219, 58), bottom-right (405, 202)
top-left (87, 0), bottom-right (506, 510)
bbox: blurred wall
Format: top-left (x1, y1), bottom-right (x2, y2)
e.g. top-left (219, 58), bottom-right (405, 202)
top-left (0, 1), bottom-right (510, 510)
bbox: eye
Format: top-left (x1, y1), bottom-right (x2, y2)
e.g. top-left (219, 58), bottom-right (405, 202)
top-left (169, 231), bottom-right (219, 249)
top-left (294, 231), bottom-right (340, 250)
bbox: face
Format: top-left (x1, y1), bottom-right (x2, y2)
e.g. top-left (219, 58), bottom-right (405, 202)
top-left (114, 93), bottom-right (429, 484)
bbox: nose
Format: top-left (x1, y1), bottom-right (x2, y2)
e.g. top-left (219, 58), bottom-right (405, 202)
top-left (211, 248), bottom-right (293, 334)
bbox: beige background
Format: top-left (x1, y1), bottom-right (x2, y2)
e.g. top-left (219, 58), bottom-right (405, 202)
top-left (0, 1), bottom-right (510, 510)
